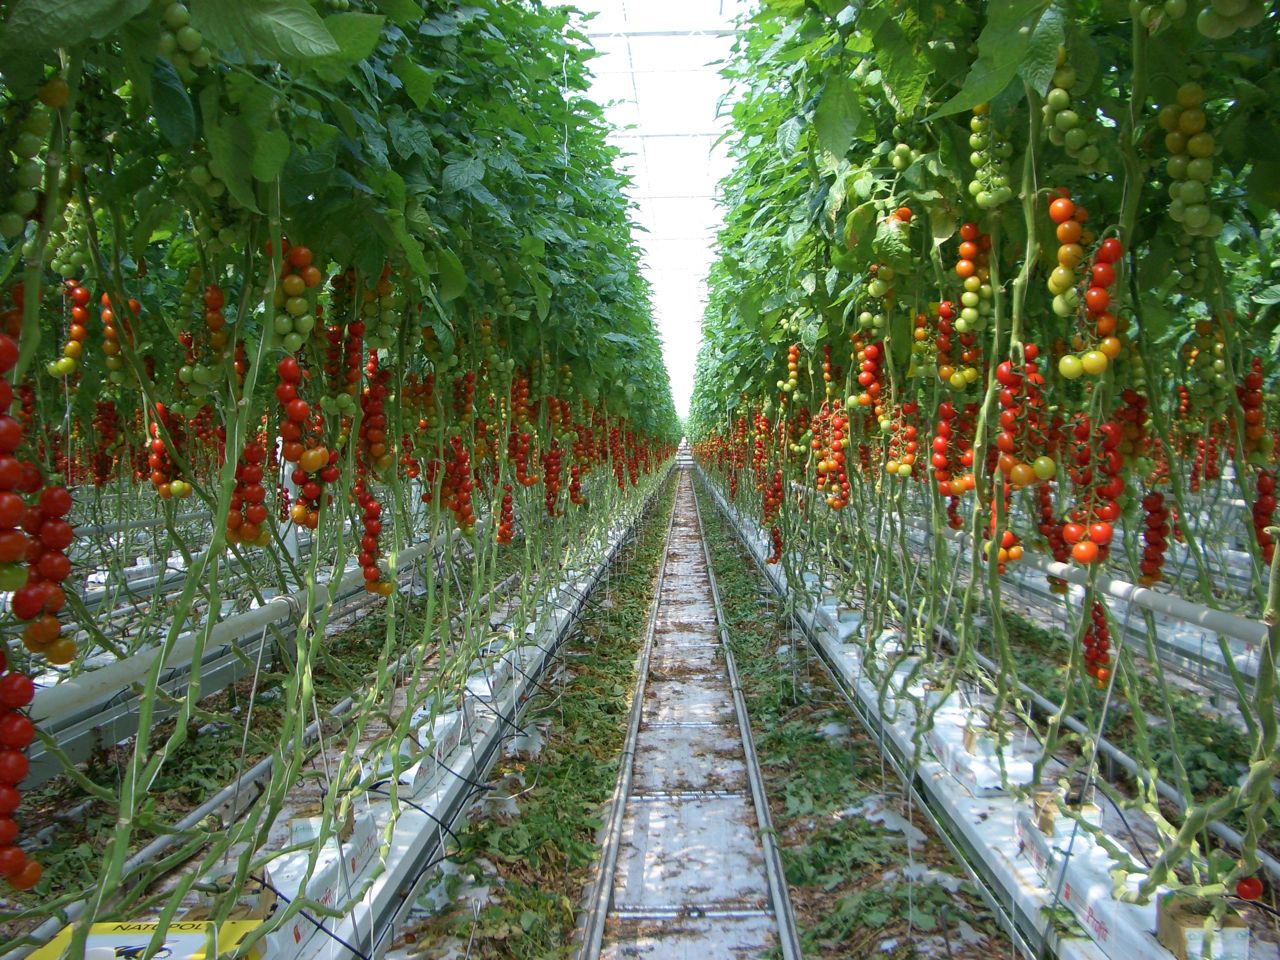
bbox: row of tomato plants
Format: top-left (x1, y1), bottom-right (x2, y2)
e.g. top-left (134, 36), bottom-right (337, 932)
top-left (0, 0), bottom-right (679, 935)
top-left (689, 0), bottom-right (1278, 922)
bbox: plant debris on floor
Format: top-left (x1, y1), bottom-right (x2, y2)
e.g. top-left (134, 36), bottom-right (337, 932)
top-left (696, 484), bottom-right (1006, 960)
top-left (391, 474), bottom-right (677, 959)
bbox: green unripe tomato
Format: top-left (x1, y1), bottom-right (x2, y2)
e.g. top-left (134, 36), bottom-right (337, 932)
top-left (9, 191), bottom-right (37, 217)
top-left (283, 332), bottom-right (305, 353)
top-left (21, 108), bottom-right (51, 138)
top-left (0, 563), bottom-right (28, 592)
top-left (176, 26), bottom-right (202, 52)
top-left (14, 131), bottom-right (43, 159)
top-left (1032, 456), bottom-right (1057, 481)
top-left (1186, 157), bottom-right (1213, 182)
top-left (1046, 87), bottom-right (1071, 111)
top-left (164, 2), bottom-right (191, 28)
top-left (16, 161), bottom-right (44, 194)
top-left (1183, 203), bottom-right (1211, 230)
top-left (293, 313), bottom-right (316, 336)
top-left (273, 314), bottom-right (294, 336)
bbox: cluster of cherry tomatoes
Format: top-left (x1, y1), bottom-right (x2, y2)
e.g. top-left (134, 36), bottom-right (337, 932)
top-left (1083, 601), bottom-right (1112, 688)
top-left (1061, 419), bottom-right (1125, 566)
top-left (1138, 491), bottom-right (1173, 585)
top-left (994, 348), bottom-right (1056, 490)
top-left (226, 440), bottom-right (270, 546)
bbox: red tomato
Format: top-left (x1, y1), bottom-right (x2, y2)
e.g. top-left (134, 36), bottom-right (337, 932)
top-left (0, 845), bottom-right (26, 877)
top-left (0, 713), bottom-right (33, 749)
top-left (0, 750), bottom-right (28, 786)
top-left (1049, 197), bottom-right (1075, 223)
top-left (1072, 540), bottom-right (1100, 564)
top-left (1236, 876), bottom-right (1263, 900)
top-left (9, 858), bottom-right (40, 890)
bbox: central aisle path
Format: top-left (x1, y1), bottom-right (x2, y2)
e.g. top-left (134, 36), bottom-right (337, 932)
top-left (579, 468), bottom-right (799, 959)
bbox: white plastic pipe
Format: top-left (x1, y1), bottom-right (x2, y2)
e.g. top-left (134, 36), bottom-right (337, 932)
top-left (32, 539), bottom-right (436, 726)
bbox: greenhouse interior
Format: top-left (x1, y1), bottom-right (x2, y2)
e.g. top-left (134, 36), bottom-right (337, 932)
top-left (0, 0), bottom-right (1277, 957)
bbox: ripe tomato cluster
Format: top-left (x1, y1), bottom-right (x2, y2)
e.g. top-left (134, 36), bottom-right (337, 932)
top-left (1061, 418), bottom-right (1125, 566)
top-left (1083, 601), bottom-right (1112, 688)
top-left (496, 483), bottom-right (515, 545)
top-left (932, 400), bottom-right (976, 503)
top-left (226, 440), bottom-right (270, 546)
top-left (0, 650), bottom-right (39, 891)
top-left (1138, 491), bottom-right (1172, 585)
top-left (994, 347), bottom-right (1056, 490)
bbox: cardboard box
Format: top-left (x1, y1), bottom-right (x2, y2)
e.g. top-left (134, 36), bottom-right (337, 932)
top-left (29, 920), bottom-right (267, 959)
top-left (1156, 892), bottom-right (1250, 960)
top-left (1032, 787), bottom-right (1102, 838)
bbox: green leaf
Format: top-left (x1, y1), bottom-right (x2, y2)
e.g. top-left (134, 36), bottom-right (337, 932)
top-left (842, 201), bottom-right (876, 252)
top-left (435, 245), bottom-right (467, 301)
top-left (813, 76), bottom-right (863, 159)
top-left (776, 115), bottom-right (804, 158)
top-left (0, 0), bottom-right (149, 56)
top-left (531, 275), bottom-right (551, 321)
top-left (150, 58), bottom-right (196, 151)
top-left (602, 332), bottom-right (640, 347)
top-left (393, 53), bottom-right (436, 109)
top-left (251, 128), bottom-right (291, 182)
top-left (206, 116), bottom-right (261, 212)
top-left (1255, 284), bottom-right (1280, 306)
top-left (872, 217), bottom-right (912, 272)
top-left (869, 14), bottom-right (929, 115)
top-left (1017, 6), bottom-right (1065, 96)
top-left (443, 157), bottom-right (485, 193)
top-left (387, 115), bottom-right (432, 160)
top-left (928, 1), bottom-right (1052, 120)
top-left (321, 12), bottom-right (384, 63)
top-left (376, 0), bottom-right (422, 25)
top-left (242, 0), bottom-right (339, 60)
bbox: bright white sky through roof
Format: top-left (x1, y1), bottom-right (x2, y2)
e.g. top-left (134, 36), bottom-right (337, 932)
top-left (571, 0), bottom-right (752, 421)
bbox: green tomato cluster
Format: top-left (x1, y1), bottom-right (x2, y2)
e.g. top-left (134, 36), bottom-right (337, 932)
top-left (1135, 0), bottom-right (1188, 28)
top-left (33, 199), bottom-right (89, 277)
top-left (858, 264), bottom-right (896, 332)
top-left (155, 2), bottom-right (212, 75)
top-left (0, 104), bottom-right (52, 240)
top-left (889, 142), bottom-right (919, 172)
top-left (1158, 82), bottom-right (1224, 239)
top-left (1172, 234), bottom-right (1211, 294)
top-left (1195, 0), bottom-right (1269, 38)
top-left (1042, 63), bottom-right (1103, 171)
top-left (362, 287), bottom-right (402, 350)
top-left (967, 106), bottom-right (1013, 210)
